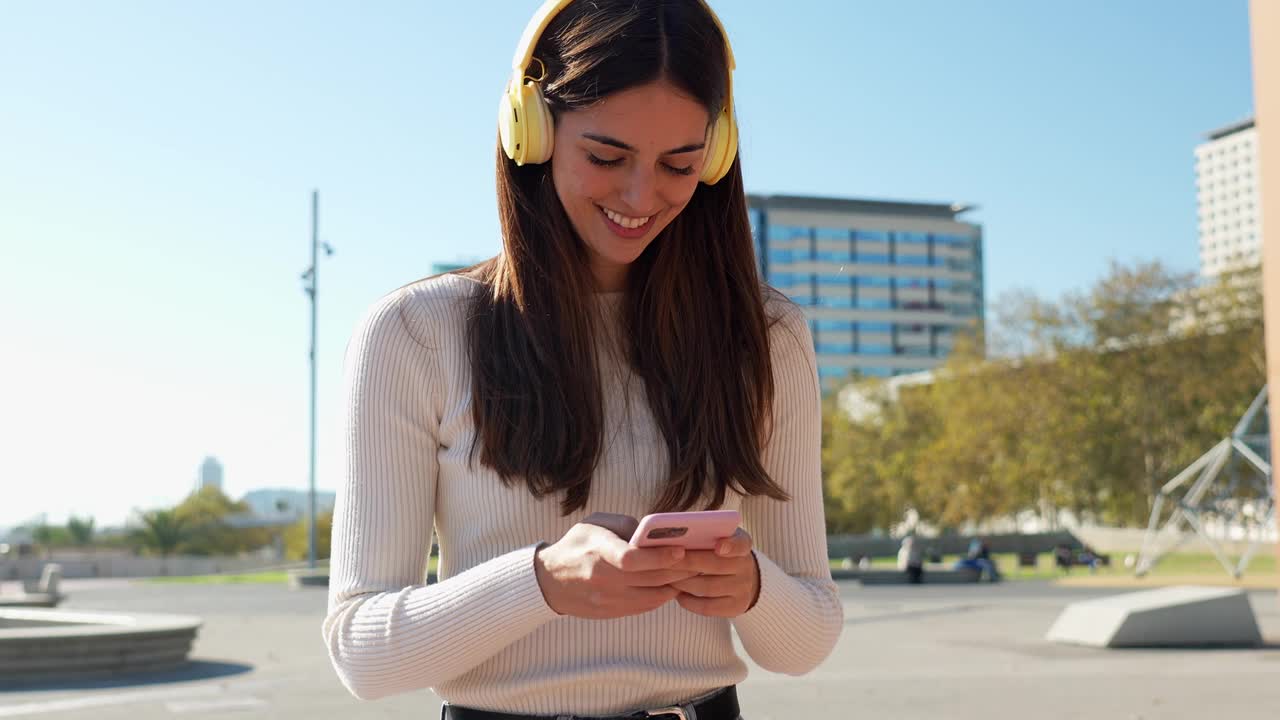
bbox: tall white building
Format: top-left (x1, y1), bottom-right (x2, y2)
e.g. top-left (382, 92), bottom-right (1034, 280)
top-left (196, 456), bottom-right (223, 492)
top-left (1196, 118), bottom-right (1262, 277)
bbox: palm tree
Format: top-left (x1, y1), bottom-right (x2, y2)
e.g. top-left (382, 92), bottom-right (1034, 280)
top-left (131, 510), bottom-right (189, 575)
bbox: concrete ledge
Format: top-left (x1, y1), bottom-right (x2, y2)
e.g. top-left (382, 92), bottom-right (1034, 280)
top-left (1046, 585), bottom-right (1263, 648)
top-left (856, 568), bottom-right (982, 585)
top-left (0, 592), bottom-right (62, 608)
top-left (0, 607), bottom-right (201, 682)
top-left (290, 570), bottom-right (441, 589)
top-left (287, 570), bottom-right (330, 589)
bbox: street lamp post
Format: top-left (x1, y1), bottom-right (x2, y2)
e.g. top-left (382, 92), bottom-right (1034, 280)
top-left (300, 190), bottom-right (333, 570)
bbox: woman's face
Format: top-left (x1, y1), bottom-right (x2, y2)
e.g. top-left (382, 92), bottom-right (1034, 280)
top-left (550, 79), bottom-right (711, 292)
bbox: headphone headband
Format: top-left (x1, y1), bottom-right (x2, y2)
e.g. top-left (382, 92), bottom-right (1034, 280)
top-left (511, 0), bottom-right (574, 73)
top-left (511, 0), bottom-right (735, 80)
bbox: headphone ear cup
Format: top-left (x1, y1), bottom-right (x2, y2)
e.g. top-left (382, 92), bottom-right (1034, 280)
top-left (499, 77), bottom-right (555, 166)
top-left (519, 81), bottom-right (555, 164)
top-left (700, 108), bottom-right (736, 184)
top-left (498, 85), bottom-right (523, 163)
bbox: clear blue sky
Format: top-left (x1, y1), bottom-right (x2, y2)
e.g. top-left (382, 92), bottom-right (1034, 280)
top-left (0, 1), bottom-right (1254, 529)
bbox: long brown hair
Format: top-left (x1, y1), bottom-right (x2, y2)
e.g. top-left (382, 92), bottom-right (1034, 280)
top-left (466, 0), bottom-right (791, 515)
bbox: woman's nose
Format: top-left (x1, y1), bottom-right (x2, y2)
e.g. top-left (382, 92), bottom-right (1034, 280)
top-left (619, 166), bottom-right (659, 214)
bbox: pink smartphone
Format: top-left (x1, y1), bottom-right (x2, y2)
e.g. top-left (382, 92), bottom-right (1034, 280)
top-left (629, 510), bottom-right (741, 550)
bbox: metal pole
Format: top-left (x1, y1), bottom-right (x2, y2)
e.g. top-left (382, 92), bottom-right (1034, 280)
top-left (308, 190), bottom-right (318, 570)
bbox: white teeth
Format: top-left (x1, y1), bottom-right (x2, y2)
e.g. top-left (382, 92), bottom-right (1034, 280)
top-left (602, 207), bottom-right (652, 229)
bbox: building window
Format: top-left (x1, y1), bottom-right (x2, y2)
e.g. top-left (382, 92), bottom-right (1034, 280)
top-left (818, 296), bottom-right (855, 308)
top-left (816, 320), bottom-right (854, 331)
top-left (856, 276), bottom-right (892, 288)
top-left (854, 298), bottom-right (894, 310)
top-left (856, 252), bottom-right (891, 264)
top-left (768, 224), bottom-right (810, 243)
top-left (854, 230), bottom-right (889, 242)
top-left (818, 366), bottom-right (851, 381)
top-left (817, 343), bottom-right (855, 354)
top-left (857, 322), bottom-right (894, 333)
top-left (815, 249), bottom-right (854, 263)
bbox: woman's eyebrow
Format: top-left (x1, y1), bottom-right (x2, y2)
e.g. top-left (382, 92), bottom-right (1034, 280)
top-left (582, 133), bottom-right (706, 155)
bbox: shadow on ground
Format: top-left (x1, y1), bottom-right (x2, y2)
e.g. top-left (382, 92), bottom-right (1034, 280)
top-left (0, 660), bottom-right (254, 693)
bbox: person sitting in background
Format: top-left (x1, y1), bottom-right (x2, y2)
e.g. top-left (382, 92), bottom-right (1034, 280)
top-left (1078, 545), bottom-right (1100, 574)
top-left (1054, 543), bottom-right (1074, 574)
top-left (955, 537), bottom-right (1001, 582)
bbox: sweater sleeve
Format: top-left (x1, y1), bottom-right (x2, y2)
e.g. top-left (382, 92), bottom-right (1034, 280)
top-left (321, 289), bottom-right (560, 701)
top-left (731, 299), bottom-right (844, 675)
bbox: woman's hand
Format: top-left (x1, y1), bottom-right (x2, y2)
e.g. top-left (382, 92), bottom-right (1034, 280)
top-left (534, 512), bottom-right (698, 619)
top-left (668, 528), bottom-right (761, 618)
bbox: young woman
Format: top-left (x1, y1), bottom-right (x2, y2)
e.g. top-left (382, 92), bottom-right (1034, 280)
top-left (323, 2), bottom-right (843, 718)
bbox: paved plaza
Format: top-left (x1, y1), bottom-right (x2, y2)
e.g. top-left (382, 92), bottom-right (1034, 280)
top-left (1, 578), bottom-right (1278, 719)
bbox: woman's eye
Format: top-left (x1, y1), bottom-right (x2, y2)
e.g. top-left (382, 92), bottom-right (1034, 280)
top-left (587, 152), bottom-right (693, 177)
top-left (587, 153), bottom-right (623, 167)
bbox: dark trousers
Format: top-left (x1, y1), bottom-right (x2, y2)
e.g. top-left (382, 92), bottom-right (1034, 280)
top-left (907, 564), bottom-right (923, 584)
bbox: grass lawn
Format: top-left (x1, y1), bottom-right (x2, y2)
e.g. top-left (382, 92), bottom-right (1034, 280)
top-left (148, 570), bottom-right (292, 584)
top-left (830, 550), bottom-right (1278, 587)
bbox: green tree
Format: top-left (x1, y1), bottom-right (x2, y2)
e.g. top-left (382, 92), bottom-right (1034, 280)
top-left (30, 523), bottom-right (70, 558)
top-left (131, 509), bottom-right (189, 569)
top-left (820, 258), bottom-right (1265, 531)
top-left (172, 486), bottom-right (268, 555)
top-left (66, 515), bottom-right (95, 547)
top-left (283, 511), bottom-right (333, 561)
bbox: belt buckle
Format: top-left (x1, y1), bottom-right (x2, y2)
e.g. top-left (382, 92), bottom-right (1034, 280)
top-left (642, 708), bottom-right (687, 720)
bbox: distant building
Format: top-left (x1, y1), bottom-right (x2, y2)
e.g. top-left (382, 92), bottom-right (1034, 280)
top-left (748, 194), bottom-right (985, 390)
top-left (239, 488), bottom-right (336, 520)
top-left (196, 456), bottom-right (223, 492)
top-left (1196, 118), bottom-right (1262, 277)
top-left (837, 368), bottom-right (939, 424)
top-left (431, 261), bottom-right (476, 275)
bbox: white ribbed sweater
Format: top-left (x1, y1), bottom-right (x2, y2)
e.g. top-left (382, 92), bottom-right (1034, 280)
top-left (322, 273), bottom-right (843, 715)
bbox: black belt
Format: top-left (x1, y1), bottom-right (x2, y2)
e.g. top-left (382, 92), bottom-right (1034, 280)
top-left (442, 686), bottom-right (739, 720)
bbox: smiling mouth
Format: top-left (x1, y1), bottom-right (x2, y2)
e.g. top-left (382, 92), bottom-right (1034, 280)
top-left (599, 206), bottom-right (653, 228)
top-left (597, 204), bottom-right (657, 238)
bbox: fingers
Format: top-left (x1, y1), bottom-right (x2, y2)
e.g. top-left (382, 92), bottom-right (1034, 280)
top-left (669, 573), bottom-right (740, 598)
top-left (609, 544), bottom-right (686, 573)
top-left (714, 528), bottom-right (753, 558)
top-left (655, 529), bottom-right (752, 574)
top-left (675, 592), bottom-right (745, 618)
top-left (671, 549), bottom-right (754, 576)
top-left (625, 568), bottom-right (700, 588)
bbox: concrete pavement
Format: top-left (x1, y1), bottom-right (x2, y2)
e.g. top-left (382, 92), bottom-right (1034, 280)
top-left (1, 579), bottom-right (1277, 719)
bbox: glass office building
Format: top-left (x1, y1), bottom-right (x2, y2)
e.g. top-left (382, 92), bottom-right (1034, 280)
top-left (748, 194), bottom-right (985, 390)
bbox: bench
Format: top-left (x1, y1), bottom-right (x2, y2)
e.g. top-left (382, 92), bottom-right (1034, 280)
top-left (850, 565), bottom-right (981, 586)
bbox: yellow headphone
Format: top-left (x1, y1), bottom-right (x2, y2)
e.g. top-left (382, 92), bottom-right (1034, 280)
top-left (498, 0), bottom-right (738, 185)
